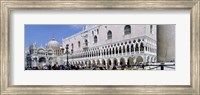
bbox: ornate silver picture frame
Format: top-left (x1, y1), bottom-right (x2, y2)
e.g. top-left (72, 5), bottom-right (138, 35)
top-left (0, 0), bottom-right (199, 94)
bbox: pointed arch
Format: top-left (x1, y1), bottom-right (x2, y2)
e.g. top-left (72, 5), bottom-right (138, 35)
top-left (135, 43), bottom-right (139, 52)
top-left (120, 57), bottom-right (126, 66)
top-left (124, 25), bottom-right (131, 35)
top-left (112, 47), bottom-right (115, 54)
top-left (85, 39), bottom-right (88, 46)
top-left (102, 59), bottom-right (106, 65)
top-left (97, 59), bottom-right (100, 65)
top-left (136, 56), bottom-right (143, 64)
top-left (127, 45), bottom-right (130, 52)
top-left (131, 44), bottom-right (134, 52)
top-left (107, 59), bottom-right (112, 66)
top-left (116, 47), bottom-right (118, 54)
top-left (119, 46), bottom-right (122, 53)
top-left (113, 58), bottom-right (118, 66)
top-left (94, 35), bottom-right (97, 43)
top-left (123, 45), bottom-right (126, 53)
top-left (127, 57), bottom-right (133, 67)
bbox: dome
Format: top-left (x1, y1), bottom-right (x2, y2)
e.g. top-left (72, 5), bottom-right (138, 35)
top-left (47, 38), bottom-right (60, 50)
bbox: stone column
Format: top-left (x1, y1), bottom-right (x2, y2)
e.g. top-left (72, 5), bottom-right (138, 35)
top-left (148, 46), bottom-right (150, 52)
top-left (110, 60), bottom-right (114, 70)
top-left (139, 44), bottom-right (141, 54)
top-left (129, 45), bottom-right (132, 55)
top-left (98, 61), bottom-right (101, 66)
top-left (84, 61), bottom-right (87, 67)
top-left (118, 47), bottom-right (120, 55)
top-left (115, 47), bottom-right (117, 56)
top-left (125, 45), bottom-right (128, 55)
top-left (105, 61), bottom-right (108, 70)
top-left (124, 59), bottom-right (127, 69)
top-left (102, 50), bottom-right (104, 57)
top-left (108, 49), bottom-right (110, 57)
top-left (117, 59), bottom-right (120, 68)
top-left (95, 60), bottom-right (98, 66)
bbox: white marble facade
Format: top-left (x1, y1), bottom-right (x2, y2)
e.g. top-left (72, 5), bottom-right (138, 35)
top-left (62, 25), bottom-right (157, 69)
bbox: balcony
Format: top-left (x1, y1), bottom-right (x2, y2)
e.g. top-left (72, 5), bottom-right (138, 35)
top-left (83, 43), bottom-right (89, 51)
top-left (83, 47), bottom-right (89, 51)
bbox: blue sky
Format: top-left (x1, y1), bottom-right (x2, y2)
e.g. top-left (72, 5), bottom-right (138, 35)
top-left (25, 25), bottom-right (85, 48)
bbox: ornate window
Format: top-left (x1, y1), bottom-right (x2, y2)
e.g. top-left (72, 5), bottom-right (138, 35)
top-left (107, 30), bottom-right (112, 39)
top-left (94, 35), bottom-right (97, 43)
top-left (71, 43), bottom-right (74, 48)
top-left (85, 39), bottom-right (88, 46)
top-left (78, 41), bottom-right (81, 47)
top-left (124, 25), bottom-right (131, 35)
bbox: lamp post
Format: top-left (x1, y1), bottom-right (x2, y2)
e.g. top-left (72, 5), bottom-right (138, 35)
top-left (66, 44), bottom-right (69, 66)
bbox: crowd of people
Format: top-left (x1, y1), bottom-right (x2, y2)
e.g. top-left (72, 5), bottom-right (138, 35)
top-left (25, 62), bottom-right (149, 70)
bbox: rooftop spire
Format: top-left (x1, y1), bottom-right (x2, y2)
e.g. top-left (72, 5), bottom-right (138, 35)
top-left (52, 34), bottom-right (55, 40)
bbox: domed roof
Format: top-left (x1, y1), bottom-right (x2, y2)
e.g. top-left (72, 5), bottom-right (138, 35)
top-left (47, 38), bottom-right (59, 50)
